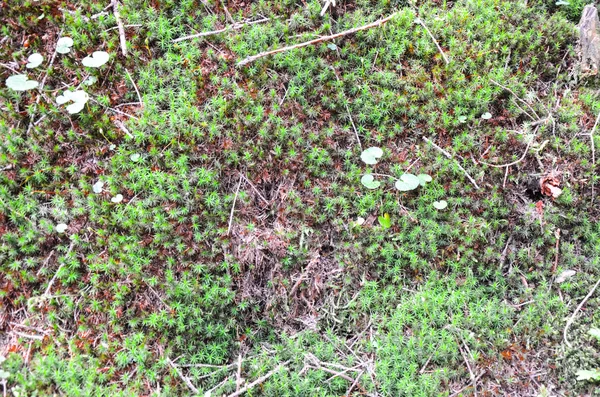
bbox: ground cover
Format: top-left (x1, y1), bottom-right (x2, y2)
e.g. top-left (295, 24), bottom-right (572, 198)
top-left (1, 0), bottom-right (600, 395)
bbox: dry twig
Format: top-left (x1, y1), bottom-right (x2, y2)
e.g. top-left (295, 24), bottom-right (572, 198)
top-left (590, 107), bottom-right (600, 202)
top-left (112, 0), bottom-right (128, 56)
top-left (167, 357), bottom-right (199, 394)
top-left (227, 176), bottom-right (243, 235)
top-left (173, 17), bottom-right (270, 43)
top-left (237, 12), bottom-right (399, 66)
top-left (564, 277), bottom-right (600, 348)
top-left (414, 17), bottom-right (449, 65)
top-left (125, 69), bottom-right (143, 108)
top-left (422, 137), bottom-right (480, 189)
top-left (225, 362), bottom-right (289, 397)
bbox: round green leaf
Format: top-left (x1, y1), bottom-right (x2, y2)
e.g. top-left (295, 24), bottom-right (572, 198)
top-left (360, 147), bottom-right (383, 165)
top-left (57, 90), bottom-right (89, 114)
top-left (56, 37), bottom-right (74, 54)
top-left (130, 153), bottom-right (141, 162)
top-left (394, 173), bottom-right (420, 191)
top-left (433, 200), bottom-right (448, 210)
top-left (92, 180), bottom-right (104, 194)
top-left (81, 51), bottom-right (110, 68)
top-left (111, 194), bottom-right (124, 203)
top-left (84, 76), bottom-right (98, 86)
top-left (417, 174), bottom-right (432, 186)
top-left (361, 174), bottom-right (381, 189)
top-left (26, 53), bottom-right (44, 68)
top-left (6, 74), bottom-right (39, 91)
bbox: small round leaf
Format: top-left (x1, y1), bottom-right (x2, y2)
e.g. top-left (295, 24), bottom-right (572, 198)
top-left (481, 112), bottom-right (492, 120)
top-left (92, 180), bottom-right (104, 194)
top-left (6, 75), bottom-right (39, 91)
top-left (26, 53), bottom-right (44, 68)
top-left (55, 223), bottom-right (68, 233)
top-left (361, 174), bottom-right (381, 189)
top-left (81, 51), bottom-right (110, 68)
top-left (130, 153), bottom-right (141, 162)
top-left (433, 200), bottom-right (448, 210)
top-left (360, 147), bottom-right (383, 165)
top-left (56, 37), bottom-right (74, 54)
top-left (417, 174), bottom-right (432, 186)
top-left (111, 194), bottom-right (124, 203)
top-left (394, 173), bottom-right (420, 191)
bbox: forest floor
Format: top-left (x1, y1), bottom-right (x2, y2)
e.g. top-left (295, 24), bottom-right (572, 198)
top-left (1, 0), bottom-right (600, 395)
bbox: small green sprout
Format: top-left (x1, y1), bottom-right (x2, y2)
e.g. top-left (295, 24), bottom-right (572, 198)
top-left (378, 213), bottom-right (391, 229)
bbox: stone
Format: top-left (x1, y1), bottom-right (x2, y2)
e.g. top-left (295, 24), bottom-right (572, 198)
top-left (579, 4), bottom-right (600, 75)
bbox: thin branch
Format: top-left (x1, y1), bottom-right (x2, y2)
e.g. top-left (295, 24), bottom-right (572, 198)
top-left (225, 362), bottom-right (289, 397)
top-left (414, 17), bottom-right (449, 65)
top-left (235, 353), bottom-right (243, 392)
top-left (459, 344), bottom-right (478, 397)
top-left (564, 277), bottom-right (600, 348)
top-left (172, 17), bottom-right (270, 43)
top-left (552, 228), bottom-right (560, 273)
top-left (489, 79), bottom-right (540, 120)
top-left (227, 176), bottom-right (243, 235)
top-left (329, 66), bottom-right (362, 150)
top-left (590, 107), bottom-right (600, 202)
top-left (237, 12), bottom-right (399, 66)
top-left (167, 357), bottom-right (199, 394)
top-left (478, 133), bottom-right (535, 169)
top-left (422, 137), bottom-right (480, 190)
top-left (112, 0), bottom-right (128, 56)
top-left (125, 69), bottom-right (143, 108)
top-left (238, 173), bottom-right (269, 204)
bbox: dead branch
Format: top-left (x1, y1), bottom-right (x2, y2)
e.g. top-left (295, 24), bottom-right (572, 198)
top-left (167, 357), bottom-right (199, 394)
top-left (227, 176), bottom-right (243, 236)
top-left (237, 12), bottom-right (399, 67)
top-left (329, 66), bottom-right (362, 150)
top-left (225, 362), bottom-right (289, 397)
top-left (112, 0), bottom-right (128, 56)
top-left (489, 79), bottom-right (540, 120)
top-left (478, 133), bottom-right (535, 168)
top-left (422, 137), bottom-right (480, 189)
top-left (590, 107), bottom-right (600, 202)
top-left (125, 69), bottom-right (143, 108)
top-left (172, 17), bottom-right (270, 43)
top-left (564, 277), bottom-right (600, 348)
top-left (414, 17), bottom-right (449, 65)
top-left (552, 228), bottom-right (560, 273)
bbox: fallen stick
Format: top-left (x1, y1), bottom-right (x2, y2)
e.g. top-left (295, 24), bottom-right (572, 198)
top-left (589, 108), bottom-right (600, 202)
top-left (414, 17), bottom-right (449, 65)
top-left (227, 176), bottom-right (243, 236)
top-left (422, 137), bottom-right (480, 190)
top-left (167, 357), bottom-right (199, 394)
top-left (112, 0), bottom-right (128, 56)
top-left (172, 17), bottom-right (270, 43)
top-left (237, 12), bottom-right (399, 66)
top-left (125, 69), bottom-right (143, 108)
top-left (564, 277), bottom-right (600, 348)
top-left (225, 362), bottom-right (288, 397)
